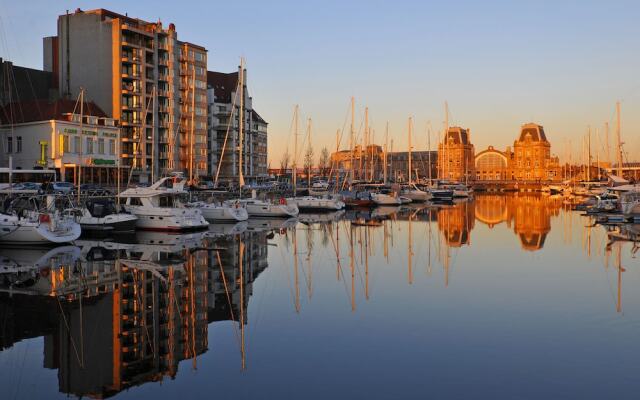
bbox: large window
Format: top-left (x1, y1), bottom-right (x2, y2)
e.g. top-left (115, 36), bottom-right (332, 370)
top-left (6, 137), bottom-right (12, 153)
top-left (16, 136), bottom-right (22, 153)
top-left (86, 138), bottom-right (93, 154)
top-left (73, 136), bottom-right (81, 153)
top-left (98, 138), bottom-right (105, 154)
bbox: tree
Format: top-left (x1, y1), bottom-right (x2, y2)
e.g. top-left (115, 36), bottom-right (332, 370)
top-left (318, 147), bottom-right (330, 174)
top-left (304, 146), bottom-right (314, 172)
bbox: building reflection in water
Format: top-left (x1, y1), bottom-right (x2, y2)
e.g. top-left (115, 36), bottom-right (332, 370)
top-left (0, 229), bottom-right (271, 398)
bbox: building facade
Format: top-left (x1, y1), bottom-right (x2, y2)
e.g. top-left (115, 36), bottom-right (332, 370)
top-left (0, 99), bottom-right (120, 183)
top-left (438, 126), bottom-right (475, 182)
top-left (474, 123), bottom-right (561, 182)
top-left (45, 8), bottom-right (208, 183)
top-left (207, 68), bottom-right (268, 185)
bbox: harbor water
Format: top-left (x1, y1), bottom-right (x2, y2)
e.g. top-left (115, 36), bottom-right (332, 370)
top-left (0, 193), bottom-right (638, 399)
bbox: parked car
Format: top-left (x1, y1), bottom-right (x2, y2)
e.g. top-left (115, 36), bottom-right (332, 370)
top-left (52, 182), bottom-right (76, 193)
top-left (11, 182), bottom-right (42, 191)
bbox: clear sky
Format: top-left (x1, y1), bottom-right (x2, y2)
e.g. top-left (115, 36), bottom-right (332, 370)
top-left (1, 0), bottom-right (639, 166)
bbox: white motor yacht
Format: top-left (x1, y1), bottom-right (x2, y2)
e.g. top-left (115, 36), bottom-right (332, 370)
top-left (118, 176), bottom-right (208, 231)
top-left (65, 199), bottom-right (138, 233)
top-left (188, 200), bottom-right (248, 222)
top-left (286, 196), bottom-right (345, 212)
top-left (0, 196), bottom-right (81, 244)
top-left (232, 198), bottom-right (299, 218)
top-left (371, 192), bottom-right (401, 205)
top-left (400, 184), bottom-right (431, 202)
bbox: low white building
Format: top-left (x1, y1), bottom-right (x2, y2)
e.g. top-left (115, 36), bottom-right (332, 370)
top-left (0, 99), bottom-right (121, 184)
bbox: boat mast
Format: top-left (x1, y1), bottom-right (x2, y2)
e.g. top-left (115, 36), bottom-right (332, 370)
top-left (238, 58), bottom-right (245, 194)
top-left (190, 67), bottom-right (196, 184)
top-left (615, 101), bottom-right (623, 177)
top-left (587, 126), bottom-right (591, 181)
top-left (604, 122), bottom-right (611, 168)
top-left (408, 117), bottom-right (412, 184)
top-left (349, 97), bottom-right (354, 184)
top-left (364, 107), bottom-right (368, 181)
top-left (444, 101), bottom-right (449, 180)
top-left (427, 123), bottom-right (432, 184)
top-left (383, 122), bottom-right (388, 184)
top-left (307, 118), bottom-right (312, 191)
top-left (293, 104), bottom-right (298, 195)
top-left (77, 88), bottom-right (84, 205)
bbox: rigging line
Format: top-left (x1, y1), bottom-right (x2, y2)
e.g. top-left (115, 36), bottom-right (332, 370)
top-left (56, 296), bottom-right (84, 368)
top-left (216, 250), bottom-right (240, 343)
top-left (214, 76), bottom-right (241, 186)
top-left (131, 269), bottom-right (156, 358)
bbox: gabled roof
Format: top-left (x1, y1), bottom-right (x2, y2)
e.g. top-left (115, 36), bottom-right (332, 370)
top-left (0, 99), bottom-right (108, 125)
top-left (207, 71), bottom-right (238, 103)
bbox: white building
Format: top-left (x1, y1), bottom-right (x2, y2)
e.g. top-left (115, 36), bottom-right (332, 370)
top-left (0, 99), bottom-right (120, 184)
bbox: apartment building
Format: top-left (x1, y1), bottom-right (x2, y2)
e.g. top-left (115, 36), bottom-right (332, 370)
top-left (207, 68), bottom-right (268, 185)
top-left (44, 8), bottom-right (207, 183)
top-left (438, 126), bottom-right (476, 182)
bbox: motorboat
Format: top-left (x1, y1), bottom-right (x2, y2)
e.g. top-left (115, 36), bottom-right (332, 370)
top-left (232, 198), bottom-right (299, 218)
top-left (64, 199), bottom-right (138, 233)
top-left (188, 200), bottom-right (248, 222)
top-left (371, 192), bottom-right (401, 206)
top-left (428, 187), bottom-right (454, 201)
top-left (0, 196), bottom-right (81, 244)
top-left (340, 190), bottom-right (375, 208)
top-left (286, 195), bottom-right (345, 212)
top-left (400, 184), bottom-right (431, 202)
top-left (445, 183), bottom-right (473, 198)
top-left (118, 175), bottom-right (208, 231)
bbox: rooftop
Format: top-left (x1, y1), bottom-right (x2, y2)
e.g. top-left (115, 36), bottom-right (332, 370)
top-left (0, 99), bottom-right (108, 125)
top-left (207, 71), bottom-right (239, 103)
top-left (518, 123), bottom-right (548, 142)
top-left (445, 126), bottom-right (471, 145)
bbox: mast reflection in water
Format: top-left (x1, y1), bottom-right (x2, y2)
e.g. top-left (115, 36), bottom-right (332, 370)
top-left (0, 193), bottom-right (639, 399)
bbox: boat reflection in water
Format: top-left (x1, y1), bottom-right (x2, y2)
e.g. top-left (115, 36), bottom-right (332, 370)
top-left (0, 193), bottom-right (638, 398)
top-left (0, 227), bottom-right (272, 398)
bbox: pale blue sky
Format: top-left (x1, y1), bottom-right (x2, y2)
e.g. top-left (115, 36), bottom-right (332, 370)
top-left (1, 0), bottom-right (639, 165)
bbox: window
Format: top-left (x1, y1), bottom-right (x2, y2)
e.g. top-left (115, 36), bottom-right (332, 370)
top-left (98, 138), bottom-right (105, 154)
top-left (6, 137), bottom-right (12, 153)
top-left (16, 136), bottom-right (22, 153)
top-left (109, 139), bottom-right (116, 155)
top-left (86, 138), bottom-right (93, 154)
top-left (73, 136), bottom-right (81, 153)
top-left (61, 135), bottom-right (70, 153)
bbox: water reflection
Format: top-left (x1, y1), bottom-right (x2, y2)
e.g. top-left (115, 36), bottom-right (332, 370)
top-left (0, 228), bottom-right (272, 398)
top-left (0, 194), bottom-right (638, 398)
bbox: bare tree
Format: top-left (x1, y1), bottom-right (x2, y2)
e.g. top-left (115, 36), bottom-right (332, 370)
top-left (318, 147), bottom-right (330, 175)
top-left (280, 150), bottom-right (290, 172)
top-left (304, 146), bottom-right (314, 171)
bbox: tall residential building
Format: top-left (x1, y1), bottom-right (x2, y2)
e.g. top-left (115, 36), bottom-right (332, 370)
top-left (44, 8), bottom-right (207, 183)
top-left (438, 126), bottom-right (475, 182)
top-left (207, 68), bottom-right (268, 185)
top-left (178, 42), bottom-right (208, 181)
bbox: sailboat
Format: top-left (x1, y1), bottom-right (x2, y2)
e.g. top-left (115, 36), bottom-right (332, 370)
top-left (0, 195), bottom-right (81, 244)
top-left (287, 117), bottom-right (345, 212)
top-left (401, 117), bottom-right (430, 202)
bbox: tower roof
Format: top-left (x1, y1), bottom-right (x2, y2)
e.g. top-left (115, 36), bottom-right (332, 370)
top-left (445, 126), bottom-right (470, 145)
top-left (519, 123), bottom-right (547, 142)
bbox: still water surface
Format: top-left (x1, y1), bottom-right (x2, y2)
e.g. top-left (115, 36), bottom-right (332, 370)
top-left (0, 194), bottom-right (639, 399)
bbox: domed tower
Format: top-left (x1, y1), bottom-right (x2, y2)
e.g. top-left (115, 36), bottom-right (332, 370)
top-left (438, 126), bottom-right (475, 182)
top-left (513, 123), bottom-right (557, 181)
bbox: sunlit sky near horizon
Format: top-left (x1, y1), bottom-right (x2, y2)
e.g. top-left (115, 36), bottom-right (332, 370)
top-left (1, 0), bottom-right (639, 165)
